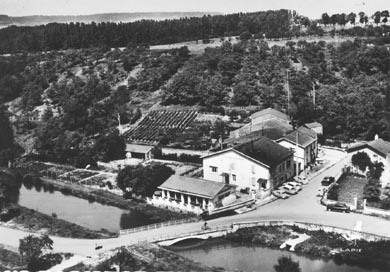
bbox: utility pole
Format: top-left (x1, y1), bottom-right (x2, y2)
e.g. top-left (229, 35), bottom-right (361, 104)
top-left (312, 82), bottom-right (316, 110)
top-left (286, 70), bottom-right (290, 117)
top-left (296, 129), bottom-right (299, 178)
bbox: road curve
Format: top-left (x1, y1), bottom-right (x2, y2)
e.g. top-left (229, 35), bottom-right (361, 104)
top-left (1, 150), bottom-right (390, 257)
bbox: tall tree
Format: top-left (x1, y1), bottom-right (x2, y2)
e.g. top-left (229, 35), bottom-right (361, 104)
top-left (347, 12), bottom-right (357, 25)
top-left (321, 13), bottom-right (330, 26)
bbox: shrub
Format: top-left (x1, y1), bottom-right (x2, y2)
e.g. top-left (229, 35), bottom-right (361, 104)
top-left (60, 187), bottom-right (72, 195)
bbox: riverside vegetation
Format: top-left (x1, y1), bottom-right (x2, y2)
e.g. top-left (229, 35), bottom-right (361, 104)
top-left (225, 225), bottom-right (390, 271)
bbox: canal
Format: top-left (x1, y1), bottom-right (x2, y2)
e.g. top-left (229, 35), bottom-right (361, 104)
top-left (18, 184), bottom-right (154, 232)
top-left (172, 239), bottom-right (386, 272)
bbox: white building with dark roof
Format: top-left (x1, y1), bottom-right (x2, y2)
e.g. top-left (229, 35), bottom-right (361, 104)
top-left (347, 138), bottom-right (390, 187)
top-left (203, 136), bottom-right (294, 199)
top-left (153, 175), bottom-right (236, 214)
top-left (276, 126), bottom-right (318, 173)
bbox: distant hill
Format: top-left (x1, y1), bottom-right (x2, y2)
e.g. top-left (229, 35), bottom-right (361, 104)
top-left (0, 12), bottom-right (221, 27)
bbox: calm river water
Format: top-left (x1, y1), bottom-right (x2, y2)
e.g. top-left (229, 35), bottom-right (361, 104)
top-left (18, 184), bottom-right (154, 232)
top-left (173, 240), bottom-right (386, 272)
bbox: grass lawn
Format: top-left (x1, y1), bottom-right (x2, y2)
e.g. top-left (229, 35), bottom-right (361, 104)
top-left (337, 175), bottom-right (367, 204)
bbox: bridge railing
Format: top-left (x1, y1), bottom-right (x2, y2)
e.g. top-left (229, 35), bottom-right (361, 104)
top-left (153, 225), bottom-right (232, 243)
top-left (119, 218), bottom-right (198, 236)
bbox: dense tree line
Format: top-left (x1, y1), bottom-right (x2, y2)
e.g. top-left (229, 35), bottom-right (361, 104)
top-left (0, 10), bottom-right (293, 53)
top-left (0, 46), bottom-right (191, 166)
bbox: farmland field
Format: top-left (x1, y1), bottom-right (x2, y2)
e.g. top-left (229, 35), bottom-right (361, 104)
top-left (125, 110), bottom-right (197, 143)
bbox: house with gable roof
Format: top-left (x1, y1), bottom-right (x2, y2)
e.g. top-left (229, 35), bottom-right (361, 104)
top-left (276, 126), bottom-right (318, 173)
top-left (230, 108), bottom-right (292, 139)
top-left (154, 175), bottom-right (236, 215)
top-left (347, 137), bottom-right (390, 187)
top-left (203, 136), bottom-right (294, 199)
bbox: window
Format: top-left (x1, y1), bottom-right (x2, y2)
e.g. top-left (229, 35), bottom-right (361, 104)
top-left (232, 174), bottom-right (236, 181)
top-left (287, 160), bottom-right (291, 168)
top-left (210, 166), bottom-right (218, 172)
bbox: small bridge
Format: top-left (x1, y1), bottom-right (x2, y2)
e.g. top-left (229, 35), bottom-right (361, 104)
top-left (155, 226), bottom-right (232, 246)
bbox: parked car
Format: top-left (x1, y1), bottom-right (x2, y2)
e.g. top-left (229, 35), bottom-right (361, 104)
top-left (286, 181), bottom-right (302, 191)
top-left (272, 189), bottom-right (289, 199)
top-left (326, 202), bottom-right (351, 213)
top-left (280, 185), bottom-right (299, 195)
top-left (295, 177), bottom-right (309, 185)
top-left (321, 176), bottom-right (335, 186)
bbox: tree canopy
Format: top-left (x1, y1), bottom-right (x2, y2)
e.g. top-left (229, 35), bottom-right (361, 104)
top-left (116, 163), bottom-right (174, 197)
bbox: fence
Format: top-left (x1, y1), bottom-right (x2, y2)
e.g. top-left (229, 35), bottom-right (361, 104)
top-left (363, 205), bottom-right (390, 217)
top-left (119, 218), bottom-right (198, 235)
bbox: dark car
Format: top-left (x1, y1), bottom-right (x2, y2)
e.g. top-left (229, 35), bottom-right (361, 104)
top-left (321, 176), bottom-right (335, 186)
top-left (327, 202), bottom-right (351, 213)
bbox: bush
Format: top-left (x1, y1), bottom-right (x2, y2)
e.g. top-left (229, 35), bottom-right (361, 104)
top-left (0, 206), bottom-right (20, 222)
top-left (60, 187), bottom-right (72, 195)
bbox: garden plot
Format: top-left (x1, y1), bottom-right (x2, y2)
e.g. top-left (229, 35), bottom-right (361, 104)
top-left (80, 173), bottom-right (117, 188)
top-left (41, 165), bottom-right (75, 178)
top-left (337, 175), bottom-right (367, 204)
top-left (58, 169), bottom-right (99, 183)
top-left (21, 161), bottom-right (53, 172)
top-left (144, 160), bottom-right (200, 176)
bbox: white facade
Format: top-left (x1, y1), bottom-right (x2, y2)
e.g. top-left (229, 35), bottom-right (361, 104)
top-left (203, 150), bottom-right (293, 199)
top-left (150, 186), bottom-right (236, 215)
top-left (348, 148), bottom-right (390, 187)
top-left (277, 139), bottom-right (317, 173)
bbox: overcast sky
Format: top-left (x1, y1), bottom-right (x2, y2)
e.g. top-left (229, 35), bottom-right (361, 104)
top-left (0, 0), bottom-right (388, 18)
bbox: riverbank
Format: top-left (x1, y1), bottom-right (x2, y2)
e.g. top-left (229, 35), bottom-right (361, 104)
top-left (2, 205), bottom-right (117, 239)
top-left (64, 243), bottom-right (224, 272)
top-left (224, 225), bottom-right (390, 271)
top-left (37, 175), bottom-right (195, 223)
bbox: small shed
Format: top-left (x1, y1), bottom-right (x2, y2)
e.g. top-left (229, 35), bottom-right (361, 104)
top-left (125, 144), bottom-right (153, 161)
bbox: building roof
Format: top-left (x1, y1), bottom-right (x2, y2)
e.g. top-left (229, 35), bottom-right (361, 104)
top-left (230, 119), bottom-right (293, 140)
top-left (304, 122), bottom-right (322, 129)
top-left (232, 136), bottom-right (293, 168)
top-left (279, 127), bottom-right (317, 148)
top-left (158, 175), bottom-right (231, 199)
top-left (250, 108), bottom-right (290, 122)
top-left (348, 138), bottom-right (390, 158)
top-left (125, 144), bottom-right (153, 153)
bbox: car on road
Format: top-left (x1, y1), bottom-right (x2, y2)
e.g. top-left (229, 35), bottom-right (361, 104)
top-left (286, 181), bottom-right (302, 191)
top-left (272, 189), bottom-right (289, 199)
top-left (279, 185), bottom-right (299, 195)
top-left (326, 202), bottom-right (351, 213)
top-left (321, 176), bottom-right (335, 186)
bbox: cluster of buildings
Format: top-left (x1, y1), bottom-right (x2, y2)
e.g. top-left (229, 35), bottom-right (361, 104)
top-left (150, 108), bottom-right (322, 215)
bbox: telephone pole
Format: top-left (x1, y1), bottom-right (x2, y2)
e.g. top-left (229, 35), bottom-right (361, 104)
top-left (286, 70), bottom-right (290, 117)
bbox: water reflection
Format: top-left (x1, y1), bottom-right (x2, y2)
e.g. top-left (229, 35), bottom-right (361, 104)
top-left (173, 240), bottom-right (387, 272)
top-left (18, 184), bottom-right (154, 232)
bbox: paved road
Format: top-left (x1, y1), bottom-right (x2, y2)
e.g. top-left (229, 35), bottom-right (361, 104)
top-left (2, 148), bottom-right (390, 258)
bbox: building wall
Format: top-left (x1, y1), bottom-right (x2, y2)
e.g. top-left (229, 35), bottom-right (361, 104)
top-left (152, 186), bottom-right (236, 215)
top-left (203, 150), bottom-right (294, 198)
top-left (348, 148), bottom-right (390, 187)
top-left (277, 140), bottom-right (317, 172)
